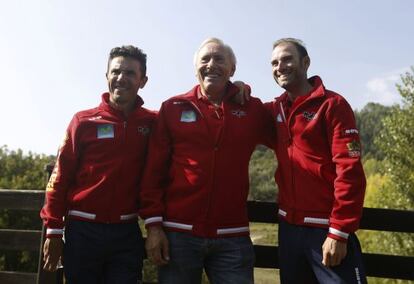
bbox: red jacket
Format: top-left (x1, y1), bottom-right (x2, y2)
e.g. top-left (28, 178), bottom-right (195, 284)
top-left (139, 84), bottom-right (275, 238)
top-left (265, 76), bottom-right (366, 242)
top-left (40, 93), bottom-right (156, 238)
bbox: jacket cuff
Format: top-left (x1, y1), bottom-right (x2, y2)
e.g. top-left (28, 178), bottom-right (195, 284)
top-left (46, 228), bottom-right (64, 238)
top-left (328, 227), bottom-right (349, 242)
top-left (144, 216), bottom-right (163, 228)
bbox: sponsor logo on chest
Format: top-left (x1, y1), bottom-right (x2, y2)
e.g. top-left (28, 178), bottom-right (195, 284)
top-left (303, 111), bottom-right (317, 121)
top-left (180, 110), bottom-right (197, 122)
top-left (97, 124), bottom-right (114, 139)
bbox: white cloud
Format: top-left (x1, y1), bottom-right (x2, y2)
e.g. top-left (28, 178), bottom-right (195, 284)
top-left (364, 67), bottom-right (410, 106)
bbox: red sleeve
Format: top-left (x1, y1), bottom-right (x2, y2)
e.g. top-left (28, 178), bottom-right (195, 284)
top-left (325, 97), bottom-right (366, 241)
top-left (260, 101), bottom-right (277, 149)
top-left (40, 115), bottom-right (80, 238)
top-left (139, 103), bottom-right (173, 228)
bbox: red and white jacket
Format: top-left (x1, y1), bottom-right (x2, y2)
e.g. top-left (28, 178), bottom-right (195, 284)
top-left (265, 76), bottom-right (366, 242)
top-left (40, 93), bottom-right (156, 238)
top-left (139, 83), bottom-right (275, 238)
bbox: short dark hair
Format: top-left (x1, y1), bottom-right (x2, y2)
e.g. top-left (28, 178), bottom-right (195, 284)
top-left (108, 45), bottom-right (147, 77)
top-left (273, 38), bottom-right (308, 59)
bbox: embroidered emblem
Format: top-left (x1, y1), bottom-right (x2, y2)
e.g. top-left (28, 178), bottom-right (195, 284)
top-left (46, 165), bottom-right (58, 192)
top-left (138, 126), bottom-right (150, 135)
top-left (342, 128), bottom-right (359, 135)
top-left (88, 115), bottom-right (102, 121)
top-left (303, 111), bottom-right (317, 121)
top-left (276, 113), bottom-right (283, 122)
top-left (97, 124), bottom-right (114, 139)
top-left (231, 109), bottom-right (246, 118)
top-left (180, 110), bottom-right (196, 122)
top-left (347, 140), bottom-right (361, 157)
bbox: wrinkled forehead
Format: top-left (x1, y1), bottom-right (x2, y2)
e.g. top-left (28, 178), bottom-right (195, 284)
top-left (198, 42), bottom-right (229, 59)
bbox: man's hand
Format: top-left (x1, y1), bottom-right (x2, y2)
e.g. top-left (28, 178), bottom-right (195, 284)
top-left (322, 236), bottom-right (347, 267)
top-left (43, 237), bottom-right (63, 271)
top-left (232, 81), bottom-right (251, 105)
top-left (146, 226), bottom-right (170, 266)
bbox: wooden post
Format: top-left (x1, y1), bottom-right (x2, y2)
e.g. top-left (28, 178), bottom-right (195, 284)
top-left (36, 163), bottom-right (63, 284)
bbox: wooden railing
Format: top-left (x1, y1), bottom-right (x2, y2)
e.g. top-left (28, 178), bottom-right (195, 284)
top-left (0, 189), bottom-right (413, 283)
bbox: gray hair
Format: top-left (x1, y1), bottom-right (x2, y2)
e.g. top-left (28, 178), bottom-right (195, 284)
top-left (193, 37), bottom-right (237, 66)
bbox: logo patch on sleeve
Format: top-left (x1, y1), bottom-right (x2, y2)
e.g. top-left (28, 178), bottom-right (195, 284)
top-left (180, 110), bottom-right (196, 122)
top-left (97, 124), bottom-right (114, 139)
top-left (347, 140), bottom-right (361, 157)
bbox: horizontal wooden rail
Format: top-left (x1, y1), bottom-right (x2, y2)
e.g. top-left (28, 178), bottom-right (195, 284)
top-left (1, 189), bottom-right (413, 281)
top-left (0, 271), bottom-right (37, 284)
top-left (0, 189), bottom-right (44, 211)
top-left (247, 200), bottom-right (414, 233)
top-left (1, 190), bottom-right (413, 233)
top-left (0, 229), bottom-right (41, 251)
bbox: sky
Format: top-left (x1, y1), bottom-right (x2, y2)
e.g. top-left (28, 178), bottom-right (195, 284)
top-left (1, 0), bottom-right (413, 155)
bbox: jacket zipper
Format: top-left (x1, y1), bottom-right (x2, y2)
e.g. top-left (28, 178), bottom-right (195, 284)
top-left (187, 99), bottom-right (220, 227)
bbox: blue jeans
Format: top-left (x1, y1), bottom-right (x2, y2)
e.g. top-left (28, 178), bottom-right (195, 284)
top-left (63, 220), bottom-right (144, 284)
top-left (278, 220), bottom-right (367, 284)
top-left (159, 231), bottom-right (255, 284)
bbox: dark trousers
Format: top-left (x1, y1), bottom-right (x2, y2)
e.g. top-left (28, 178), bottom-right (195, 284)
top-left (63, 220), bottom-right (144, 284)
top-left (278, 220), bottom-right (367, 284)
top-left (159, 231), bottom-right (255, 284)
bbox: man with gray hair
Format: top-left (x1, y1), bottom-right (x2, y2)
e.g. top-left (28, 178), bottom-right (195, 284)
top-left (139, 37), bottom-right (274, 283)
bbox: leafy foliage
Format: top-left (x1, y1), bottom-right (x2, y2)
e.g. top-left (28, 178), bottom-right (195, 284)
top-left (357, 68), bottom-right (414, 283)
top-left (248, 145), bottom-right (278, 201)
top-left (354, 103), bottom-right (393, 160)
top-left (0, 145), bottom-right (55, 272)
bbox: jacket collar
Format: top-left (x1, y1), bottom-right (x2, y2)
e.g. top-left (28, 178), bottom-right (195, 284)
top-left (99, 92), bottom-right (144, 115)
top-left (178, 82), bottom-right (240, 104)
top-left (277, 76), bottom-right (326, 103)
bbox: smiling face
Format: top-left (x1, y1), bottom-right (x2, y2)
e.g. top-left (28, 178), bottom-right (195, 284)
top-left (195, 42), bottom-right (235, 98)
top-left (271, 42), bottom-right (310, 92)
top-left (106, 56), bottom-right (147, 108)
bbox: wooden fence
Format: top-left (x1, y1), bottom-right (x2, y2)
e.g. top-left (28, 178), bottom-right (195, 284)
top-left (0, 189), bottom-right (413, 283)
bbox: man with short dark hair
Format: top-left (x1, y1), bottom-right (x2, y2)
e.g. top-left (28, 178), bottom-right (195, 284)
top-left (139, 38), bottom-right (274, 284)
top-left (40, 45), bottom-right (156, 283)
top-left (266, 38), bottom-right (367, 283)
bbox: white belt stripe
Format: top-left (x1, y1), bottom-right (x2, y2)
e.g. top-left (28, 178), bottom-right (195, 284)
top-left (217, 226), bottom-right (249, 235)
top-left (68, 210), bottom-right (96, 220)
top-left (120, 213), bottom-right (138, 220)
top-left (46, 228), bottom-right (64, 235)
top-left (163, 221), bottom-right (193, 230)
top-left (278, 209), bottom-right (287, 216)
top-left (303, 217), bottom-right (329, 225)
top-left (329, 227), bottom-right (349, 239)
top-left (145, 216), bottom-right (163, 225)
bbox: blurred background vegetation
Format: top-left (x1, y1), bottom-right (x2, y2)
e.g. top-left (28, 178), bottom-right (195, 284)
top-left (1, 67), bottom-right (413, 283)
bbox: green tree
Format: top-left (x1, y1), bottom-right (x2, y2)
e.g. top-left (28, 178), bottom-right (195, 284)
top-left (248, 145), bottom-right (277, 201)
top-left (357, 68), bottom-right (414, 284)
top-left (0, 145), bottom-right (55, 272)
top-left (376, 67), bottom-right (414, 209)
top-left (354, 103), bottom-right (393, 160)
